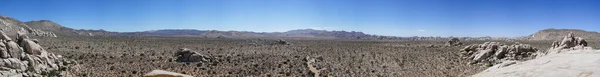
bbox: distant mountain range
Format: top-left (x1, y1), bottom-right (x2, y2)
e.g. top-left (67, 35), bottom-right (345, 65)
top-left (15, 17), bottom-right (385, 39)
top-left (3, 15), bottom-right (600, 40)
top-left (119, 29), bottom-right (379, 39)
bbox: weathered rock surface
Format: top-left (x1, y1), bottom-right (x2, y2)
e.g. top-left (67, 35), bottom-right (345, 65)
top-left (472, 50), bottom-right (600, 77)
top-left (0, 30), bottom-right (76, 77)
top-left (174, 48), bottom-right (213, 62)
top-left (144, 70), bottom-right (193, 77)
top-left (460, 42), bottom-right (539, 65)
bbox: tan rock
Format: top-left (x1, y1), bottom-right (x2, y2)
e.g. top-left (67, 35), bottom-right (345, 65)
top-left (21, 39), bottom-right (46, 56)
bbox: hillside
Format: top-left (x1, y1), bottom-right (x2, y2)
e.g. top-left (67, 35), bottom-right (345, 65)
top-left (528, 28), bottom-right (600, 40)
top-left (24, 20), bottom-right (117, 37)
top-left (0, 15), bottom-right (57, 37)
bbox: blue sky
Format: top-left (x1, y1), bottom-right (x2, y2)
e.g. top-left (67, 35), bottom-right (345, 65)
top-left (1, 0), bottom-right (599, 37)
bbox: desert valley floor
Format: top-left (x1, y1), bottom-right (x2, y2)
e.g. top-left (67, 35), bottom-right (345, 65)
top-left (29, 36), bottom-right (599, 77)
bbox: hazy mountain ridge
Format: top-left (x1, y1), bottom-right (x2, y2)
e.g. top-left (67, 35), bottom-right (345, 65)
top-left (6, 15), bottom-right (599, 40)
top-left (118, 29), bottom-right (379, 39)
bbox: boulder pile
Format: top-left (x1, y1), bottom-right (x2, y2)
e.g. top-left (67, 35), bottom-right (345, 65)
top-left (0, 31), bottom-right (76, 77)
top-left (547, 32), bottom-right (593, 54)
top-left (174, 48), bottom-right (213, 63)
top-left (460, 42), bottom-right (539, 65)
top-left (275, 39), bottom-right (291, 45)
top-left (445, 38), bottom-right (462, 46)
top-left (470, 32), bottom-right (597, 76)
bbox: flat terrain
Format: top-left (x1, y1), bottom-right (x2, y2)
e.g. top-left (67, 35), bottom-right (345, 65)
top-left (31, 36), bottom-right (600, 77)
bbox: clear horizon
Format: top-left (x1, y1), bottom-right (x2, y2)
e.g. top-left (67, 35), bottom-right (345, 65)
top-left (1, 0), bottom-right (600, 37)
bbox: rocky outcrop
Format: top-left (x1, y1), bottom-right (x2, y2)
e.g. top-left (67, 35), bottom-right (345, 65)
top-left (174, 48), bottom-right (213, 62)
top-left (445, 38), bottom-right (462, 46)
top-left (144, 70), bottom-right (193, 77)
top-left (274, 39), bottom-right (291, 45)
top-left (460, 42), bottom-right (539, 65)
top-left (545, 32), bottom-right (593, 54)
top-left (472, 32), bottom-right (598, 77)
top-left (0, 31), bottom-right (76, 77)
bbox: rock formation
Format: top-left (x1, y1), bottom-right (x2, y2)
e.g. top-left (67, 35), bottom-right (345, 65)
top-left (445, 38), bottom-right (462, 46)
top-left (174, 48), bottom-right (213, 62)
top-left (472, 32), bottom-right (598, 77)
top-left (0, 31), bottom-right (76, 77)
top-left (144, 70), bottom-right (193, 77)
top-left (274, 39), bottom-right (291, 45)
top-left (546, 32), bottom-right (593, 54)
top-left (460, 42), bottom-right (539, 65)
top-left (1, 16), bottom-right (57, 37)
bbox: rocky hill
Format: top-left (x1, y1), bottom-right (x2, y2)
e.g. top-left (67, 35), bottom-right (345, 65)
top-left (0, 15), bottom-right (57, 37)
top-left (528, 28), bottom-right (600, 40)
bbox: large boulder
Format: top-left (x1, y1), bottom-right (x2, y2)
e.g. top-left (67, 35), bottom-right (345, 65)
top-left (460, 42), bottom-right (539, 65)
top-left (174, 48), bottom-right (212, 62)
top-left (4, 41), bottom-right (23, 59)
